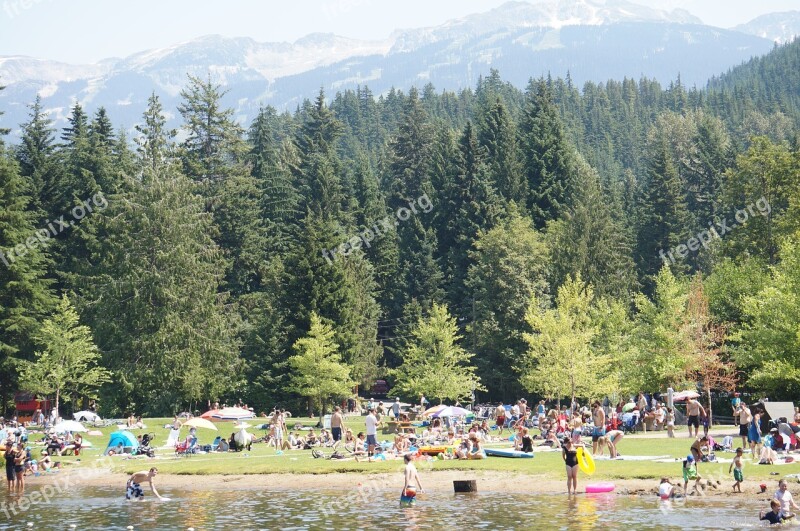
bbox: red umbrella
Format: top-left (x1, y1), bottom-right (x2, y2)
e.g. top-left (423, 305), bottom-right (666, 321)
top-left (200, 409), bottom-right (219, 419)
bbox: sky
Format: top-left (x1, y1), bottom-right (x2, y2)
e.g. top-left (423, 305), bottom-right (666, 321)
top-left (1, 0), bottom-right (798, 64)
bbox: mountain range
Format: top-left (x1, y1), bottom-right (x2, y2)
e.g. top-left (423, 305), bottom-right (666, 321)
top-left (1, 0), bottom-right (798, 138)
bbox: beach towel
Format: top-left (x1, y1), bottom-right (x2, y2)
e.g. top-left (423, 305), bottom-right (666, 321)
top-left (165, 428), bottom-right (180, 448)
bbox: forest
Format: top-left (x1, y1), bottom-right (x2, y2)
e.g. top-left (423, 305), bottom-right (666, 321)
top-left (1, 37), bottom-right (799, 417)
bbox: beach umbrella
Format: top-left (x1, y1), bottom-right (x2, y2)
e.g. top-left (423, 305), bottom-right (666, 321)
top-left (210, 407), bottom-right (255, 421)
top-left (432, 406), bottom-right (472, 418)
top-left (622, 402), bottom-right (636, 413)
top-left (53, 420), bottom-right (88, 433)
top-left (672, 390), bottom-right (700, 402)
top-left (200, 409), bottom-right (219, 419)
top-left (183, 417), bottom-right (218, 431)
top-left (423, 404), bottom-right (447, 416)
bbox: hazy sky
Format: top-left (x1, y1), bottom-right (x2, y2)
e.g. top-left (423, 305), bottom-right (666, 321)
top-left (1, 0), bottom-right (798, 64)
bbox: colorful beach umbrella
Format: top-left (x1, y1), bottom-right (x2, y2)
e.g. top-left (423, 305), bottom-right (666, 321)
top-left (423, 404), bottom-right (447, 416)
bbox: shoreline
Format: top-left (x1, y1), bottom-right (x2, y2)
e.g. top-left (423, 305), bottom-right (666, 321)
top-left (29, 468), bottom-right (774, 498)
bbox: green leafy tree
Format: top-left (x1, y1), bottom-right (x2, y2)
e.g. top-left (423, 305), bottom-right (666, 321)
top-left (620, 267), bottom-right (692, 393)
top-left (17, 294), bottom-right (109, 414)
top-left (288, 312), bottom-right (354, 423)
top-left (733, 236), bottom-right (800, 397)
top-left (392, 303), bottom-right (484, 403)
top-left (466, 207), bottom-right (549, 400)
top-left (519, 276), bottom-right (613, 406)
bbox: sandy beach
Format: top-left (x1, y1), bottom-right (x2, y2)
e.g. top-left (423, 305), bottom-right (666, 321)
top-left (40, 468), bottom-right (775, 499)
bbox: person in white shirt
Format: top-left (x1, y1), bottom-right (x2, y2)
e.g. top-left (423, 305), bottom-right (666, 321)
top-left (365, 407), bottom-right (380, 459)
top-left (775, 479), bottom-right (800, 516)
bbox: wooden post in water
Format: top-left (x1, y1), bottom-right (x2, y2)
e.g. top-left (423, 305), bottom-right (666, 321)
top-left (453, 480), bottom-right (477, 493)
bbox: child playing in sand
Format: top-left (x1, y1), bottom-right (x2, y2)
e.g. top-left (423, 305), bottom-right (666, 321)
top-left (729, 447), bottom-right (744, 492)
top-left (682, 454), bottom-right (702, 495)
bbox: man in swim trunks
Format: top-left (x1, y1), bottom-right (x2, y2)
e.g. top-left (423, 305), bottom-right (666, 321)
top-left (401, 453), bottom-right (424, 504)
top-left (739, 403), bottom-right (752, 450)
top-left (686, 397), bottom-right (705, 438)
top-left (591, 401), bottom-right (606, 456)
top-left (126, 467), bottom-right (163, 500)
top-left (495, 403), bottom-right (506, 435)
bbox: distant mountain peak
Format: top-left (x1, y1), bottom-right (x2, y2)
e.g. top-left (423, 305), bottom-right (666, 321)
top-left (734, 10), bottom-right (800, 43)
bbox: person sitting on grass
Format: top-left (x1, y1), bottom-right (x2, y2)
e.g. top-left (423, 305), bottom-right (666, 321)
top-left (305, 430), bottom-right (319, 448)
top-left (392, 434), bottom-right (409, 455)
top-left (319, 429), bottom-right (331, 446)
top-left (467, 433), bottom-right (486, 459)
top-left (682, 454), bottom-right (702, 495)
top-left (352, 432), bottom-right (368, 461)
top-left (761, 499), bottom-right (791, 525)
top-left (760, 444), bottom-right (777, 465)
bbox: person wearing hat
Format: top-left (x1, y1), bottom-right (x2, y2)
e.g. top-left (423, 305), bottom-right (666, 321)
top-left (682, 454), bottom-right (701, 494)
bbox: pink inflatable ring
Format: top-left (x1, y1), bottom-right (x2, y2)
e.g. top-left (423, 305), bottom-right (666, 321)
top-left (585, 482), bottom-right (615, 494)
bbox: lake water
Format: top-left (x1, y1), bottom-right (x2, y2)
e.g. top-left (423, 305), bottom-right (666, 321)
top-left (0, 485), bottom-right (777, 530)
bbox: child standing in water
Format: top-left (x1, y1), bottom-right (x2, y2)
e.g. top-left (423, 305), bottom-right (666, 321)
top-left (729, 447), bottom-right (744, 493)
top-left (562, 438), bottom-right (580, 495)
top-left (401, 453), bottom-right (424, 506)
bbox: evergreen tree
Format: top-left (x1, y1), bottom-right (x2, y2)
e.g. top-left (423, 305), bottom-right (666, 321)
top-left (16, 96), bottom-right (60, 217)
top-left (178, 75), bottom-right (266, 295)
top-left (635, 134), bottom-right (689, 288)
top-left (548, 156), bottom-right (637, 298)
top-left (76, 164), bottom-right (241, 415)
top-left (0, 153), bottom-right (57, 407)
top-left (293, 90), bottom-right (345, 221)
top-left (135, 92), bottom-right (176, 172)
top-left (520, 78), bottom-right (576, 227)
top-left (0, 81), bottom-right (9, 140)
top-left (477, 96), bottom-right (525, 205)
top-left (437, 121), bottom-right (501, 316)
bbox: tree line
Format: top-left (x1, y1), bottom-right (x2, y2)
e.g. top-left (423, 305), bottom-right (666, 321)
top-left (1, 38), bottom-right (799, 416)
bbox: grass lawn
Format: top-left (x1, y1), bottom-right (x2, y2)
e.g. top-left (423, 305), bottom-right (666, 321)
top-left (35, 417), bottom-right (800, 484)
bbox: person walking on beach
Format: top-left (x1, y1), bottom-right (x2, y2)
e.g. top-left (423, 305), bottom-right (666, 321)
top-left (365, 406), bottom-right (379, 460)
top-left (682, 455), bottom-right (701, 495)
top-left (495, 403), bottom-right (506, 436)
top-left (729, 447), bottom-right (744, 493)
top-left (401, 453), bottom-right (424, 505)
top-left (4, 440), bottom-right (17, 491)
top-left (126, 468), bottom-right (164, 500)
top-left (562, 438), bottom-right (581, 495)
top-left (686, 397), bottom-right (705, 438)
